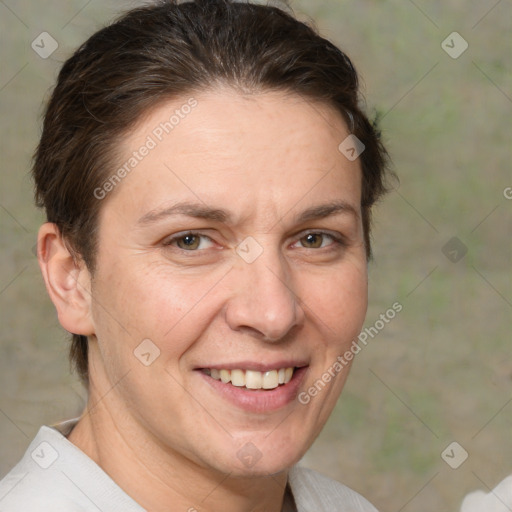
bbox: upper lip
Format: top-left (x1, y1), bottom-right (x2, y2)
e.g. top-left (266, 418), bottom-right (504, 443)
top-left (195, 360), bottom-right (309, 372)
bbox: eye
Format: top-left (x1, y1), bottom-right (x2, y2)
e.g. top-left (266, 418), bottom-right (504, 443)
top-left (294, 232), bottom-right (342, 249)
top-left (163, 232), bottom-right (214, 251)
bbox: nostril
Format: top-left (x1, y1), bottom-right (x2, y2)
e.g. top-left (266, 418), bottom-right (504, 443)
top-left (224, 271), bottom-right (304, 342)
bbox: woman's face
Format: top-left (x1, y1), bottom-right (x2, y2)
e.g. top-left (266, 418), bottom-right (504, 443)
top-left (88, 89), bottom-right (368, 476)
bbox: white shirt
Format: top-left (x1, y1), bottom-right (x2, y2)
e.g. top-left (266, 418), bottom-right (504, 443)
top-left (460, 475), bottom-right (512, 512)
top-left (0, 421), bottom-right (378, 511)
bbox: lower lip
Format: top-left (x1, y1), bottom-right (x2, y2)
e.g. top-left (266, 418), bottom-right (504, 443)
top-left (197, 367), bottom-right (308, 413)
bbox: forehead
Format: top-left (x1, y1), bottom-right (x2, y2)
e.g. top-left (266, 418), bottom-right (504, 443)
top-left (101, 89), bottom-right (362, 226)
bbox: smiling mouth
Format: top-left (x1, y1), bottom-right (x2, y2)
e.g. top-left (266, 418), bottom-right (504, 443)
top-left (201, 367), bottom-right (295, 391)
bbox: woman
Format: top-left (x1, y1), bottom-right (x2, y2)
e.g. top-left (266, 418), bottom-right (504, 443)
top-left (0, 1), bottom-right (389, 510)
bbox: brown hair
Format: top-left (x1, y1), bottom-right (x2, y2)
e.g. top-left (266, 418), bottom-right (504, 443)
top-left (33, 0), bottom-right (390, 385)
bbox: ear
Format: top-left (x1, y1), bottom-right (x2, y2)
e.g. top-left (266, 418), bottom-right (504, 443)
top-left (37, 223), bottom-right (95, 336)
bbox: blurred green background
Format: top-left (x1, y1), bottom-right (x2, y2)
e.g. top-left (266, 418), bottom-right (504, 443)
top-left (0, 1), bottom-right (510, 510)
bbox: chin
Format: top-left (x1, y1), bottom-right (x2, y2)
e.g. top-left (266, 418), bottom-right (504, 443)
top-left (211, 435), bottom-right (309, 477)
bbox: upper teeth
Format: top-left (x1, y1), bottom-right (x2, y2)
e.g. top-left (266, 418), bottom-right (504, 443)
top-left (205, 367), bottom-right (294, 390)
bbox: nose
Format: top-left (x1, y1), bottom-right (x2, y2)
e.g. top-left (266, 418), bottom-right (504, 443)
top-left (225, 247), bottom-right (305, 342)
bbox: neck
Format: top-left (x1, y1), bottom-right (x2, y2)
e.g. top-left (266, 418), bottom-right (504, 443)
top-left (68, 379), bottom-right (289, 512)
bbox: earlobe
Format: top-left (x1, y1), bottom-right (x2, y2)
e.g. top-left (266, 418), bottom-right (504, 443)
top-left (37, 223), bottom-right (95, 336)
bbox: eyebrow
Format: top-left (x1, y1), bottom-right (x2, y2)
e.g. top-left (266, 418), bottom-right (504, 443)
top-left (137, 200), bottom-right (358, 226)
top-left (138, 202), bottom-right (229, 225)
top-left (296, 201), bottom-right (359, 223)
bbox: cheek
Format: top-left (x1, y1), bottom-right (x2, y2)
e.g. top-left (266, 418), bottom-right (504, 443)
top-left (91, 245), bottom-right (367, 364)
top-left (91, 259), bottom-right (225, 357)
top-left (302, 260), bottom-right (368, 344)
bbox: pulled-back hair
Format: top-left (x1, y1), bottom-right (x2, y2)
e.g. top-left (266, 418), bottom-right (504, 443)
top-left (33, 0), bottom-right (390, 385)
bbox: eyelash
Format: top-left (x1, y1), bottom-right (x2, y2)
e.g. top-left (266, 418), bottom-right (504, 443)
top-left (162, 230), bottom-right (347, 252)
top-left (293, 230), bottom-right (347, 250)
top-left (162, 231), bottom-right (215, 251)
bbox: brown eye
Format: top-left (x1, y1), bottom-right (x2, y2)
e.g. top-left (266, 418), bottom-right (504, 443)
top-left (176, 234), bottom-right (201, 250)
top-left (300, 233), bottom-right (325, 249)
top-left (163, 232), bottom-right (215, 252)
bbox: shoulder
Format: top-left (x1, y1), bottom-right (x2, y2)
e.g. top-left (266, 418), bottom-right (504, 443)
top-left (460, 475), bottom-right (512, 512)
top-left (288, 465), bottom-right (379, 512)
top-left (0, 468), bottom-right (87, 512)
top-left (0, 424), bottom-right (144, 512)
top-left (0, 434), bottom-right (87, 511)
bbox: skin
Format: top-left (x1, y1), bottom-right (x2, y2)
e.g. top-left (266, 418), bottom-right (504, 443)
top-left (38, 89), bottom-right (368, 512)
